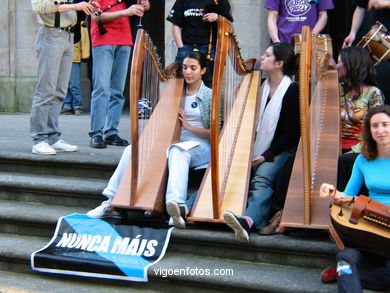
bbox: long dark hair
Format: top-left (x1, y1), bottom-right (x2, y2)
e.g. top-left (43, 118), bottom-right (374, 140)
top-left (183, 51), bottom-right (212, 86)
top-left (269, 42), bottom-right (297, 77)
top-left (339, 47), bottom-right (378, 97)
top-left (361, 105), bottom-right (390, 160)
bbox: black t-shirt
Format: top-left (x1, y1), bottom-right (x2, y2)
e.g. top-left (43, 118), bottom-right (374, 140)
top-left (354, 0), bottom-right (390, 34)
top-left (167, 0), bottom-right (233, 46)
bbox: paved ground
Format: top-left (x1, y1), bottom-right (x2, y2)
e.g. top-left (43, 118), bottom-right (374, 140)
top-left (0, 112), bottom-right (131, 163)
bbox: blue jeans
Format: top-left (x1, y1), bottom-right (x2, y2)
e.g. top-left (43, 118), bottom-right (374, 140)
top-left (175, 45), bottom-right (216, 63)
top-left (245, 151), bottom-right (293, 229)
top-left (337, 248), bottom-right (390, 293)
top-left (89, 45), bottom-right (131, 138)
top-left (63, 62), bottom-right (83, 110)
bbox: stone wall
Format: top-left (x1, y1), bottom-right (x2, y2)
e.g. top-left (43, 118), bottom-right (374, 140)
top-left (1, 0), bottom-right (269, 113)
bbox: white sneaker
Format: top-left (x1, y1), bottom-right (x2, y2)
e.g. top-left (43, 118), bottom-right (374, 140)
top-left (32, 142), bottom-right (56, 155)
top-left (87, 198), bottom-right (113, 218)
top-left (166, 200), bottom-right (187, 228)
top-left (51, 139), bottom-right (78, 152)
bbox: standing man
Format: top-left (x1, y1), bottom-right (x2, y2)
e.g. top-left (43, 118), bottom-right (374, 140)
top-left (167, 0), bottom-right (233, 63)
top-left (30, 0), bottom-right (96, 155)
top-left (89, 0), bottom-right (150, 149)
top-left (265, 0), bottom-right (334, 44)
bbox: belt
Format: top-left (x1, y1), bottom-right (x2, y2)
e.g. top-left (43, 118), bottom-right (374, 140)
top-left (44, 26), bottom-right (74, 33)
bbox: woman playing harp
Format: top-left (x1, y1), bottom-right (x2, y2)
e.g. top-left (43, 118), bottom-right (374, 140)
top-left (87, 51), bottom-right (214, 222)
top-left (222, 42), bottom-right (301, 242)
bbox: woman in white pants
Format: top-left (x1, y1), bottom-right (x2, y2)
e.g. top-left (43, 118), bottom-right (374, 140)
top-left (87, 51), bottom-right (213, 228)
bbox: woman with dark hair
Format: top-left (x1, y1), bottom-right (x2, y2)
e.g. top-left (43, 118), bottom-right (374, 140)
top-left (338, 46), bottom-right (383, 153)
top-left (223, 42), bottom-right (301, 242)
top-left (320, 105), bottom-right (390, 292)
top-left (337, 46), bottom-right (384, 192)
top-left (87, 51), bottom-right (213, 223)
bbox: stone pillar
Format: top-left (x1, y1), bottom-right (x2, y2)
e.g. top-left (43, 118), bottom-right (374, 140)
top-left (0, 0), bottom-right (38, 112)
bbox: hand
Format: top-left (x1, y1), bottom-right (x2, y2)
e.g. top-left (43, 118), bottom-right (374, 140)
top-left (75, 2), bottom-right (96, 14)
top-left (91, 1), bottom-right (100, 10)
top-left (202, 13), bottom-right (219, 23)
top-left (124, 4), bottom-right (145, 17)
top-left (319, 183), bottom-right (336, 198)
top-left (343, 34), bottom-right (355, 48)
top-left (368, 0), bottom-right (390, 9)
top-left (137, 0), bottom-right (150, 11)
top-left (252, 156), bottom-right (265, 167)
top-left (178, 108), bottom-right (190, 129)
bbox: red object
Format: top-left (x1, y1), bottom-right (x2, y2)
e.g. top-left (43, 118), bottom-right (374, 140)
top-left (321, 266), bottom-right (337, 284)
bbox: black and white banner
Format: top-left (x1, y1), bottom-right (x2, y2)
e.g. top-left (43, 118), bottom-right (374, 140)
top-left (31, 214), bottom-right (173, 282)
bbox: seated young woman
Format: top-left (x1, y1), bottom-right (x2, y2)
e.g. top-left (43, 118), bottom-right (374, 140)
top-left (222, 42), bottom-right (300, 242)
top-left (320, 105), bottom-right (390, 293)
top-left (86, 51), bottom-right (213, 226)
top-left (337, 47), bottom-right (384, 191)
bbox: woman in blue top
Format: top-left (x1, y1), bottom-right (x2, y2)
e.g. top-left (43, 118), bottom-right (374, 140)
top-left (320, 105), bottom-right (390, 293)
top-left (87, 51), bottom-right (213, 223)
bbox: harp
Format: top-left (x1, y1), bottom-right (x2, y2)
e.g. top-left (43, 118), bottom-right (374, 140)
top-left (111, 28), bottom-right (184, 214)
top-left (278, 26), bottom-right (340, 230)
top-left (187, 18), bottom-right (262, 223)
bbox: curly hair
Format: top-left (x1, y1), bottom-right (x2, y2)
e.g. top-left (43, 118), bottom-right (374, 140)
top-left (339, 46), bottom-right (378, 97)
top-left (361, 105), bottom-right (390, 160)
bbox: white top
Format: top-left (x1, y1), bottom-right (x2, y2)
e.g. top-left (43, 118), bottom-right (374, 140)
top-left (180, 93), bottom-right (205, 142)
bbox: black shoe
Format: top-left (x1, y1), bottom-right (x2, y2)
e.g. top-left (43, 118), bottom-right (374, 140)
top-left (90, 135), bottom-right (107, 148)
top-left (223, 211), bottom-right (251, 242)
top-left (104, 134), bottom-right (129, 146)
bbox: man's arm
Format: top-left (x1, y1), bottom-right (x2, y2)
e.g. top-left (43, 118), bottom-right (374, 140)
top-left (91, 3), bottom-right (146, 23)
top-left (368, 0), bottom-right (390, 9)
top-left (31, 0), bottom-right (96, 15)
top-left (343, 6), bottom-right (365, 47)
top-left (312, 10), bottom-right (328, 34)
top-left (172, 24), bottom-right (183, 48)
top-left (267, 10), bottom-right (280, 43)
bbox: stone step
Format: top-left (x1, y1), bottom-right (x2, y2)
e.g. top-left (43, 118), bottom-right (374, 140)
top-left (0, 172), bottom-right (105, 208)
top-left (0, 199), bottom-right (337, 270)
top-left (0, 152), bottom-right (117, 180)
top-left (0, 199), bottom-right (88, 238)
top-left (0, 233), bottom-right (338, 293)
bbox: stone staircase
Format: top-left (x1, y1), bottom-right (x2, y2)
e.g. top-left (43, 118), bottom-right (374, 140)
top-left (0, 151), bottom-right (345, 293)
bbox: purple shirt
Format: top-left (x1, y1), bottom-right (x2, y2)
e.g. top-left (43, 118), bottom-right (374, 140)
top-left (264, 0), bottom-right (334, 43)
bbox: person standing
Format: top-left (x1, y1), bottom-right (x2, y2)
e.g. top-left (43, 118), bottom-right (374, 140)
top-left (30, 0), bottom-right (96, 155)
top-left (89, 0), bottom-right (150, 148)
top-left (61, 12), bottom-right (90, 116)
top-left (265, 0), bottom-right (334, 44)
top-left (167, 0), bottom-right (233, 63)
top-left (343, 0), bottom-right (390, 105)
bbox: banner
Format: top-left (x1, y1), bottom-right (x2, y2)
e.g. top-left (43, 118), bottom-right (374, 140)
top-left (31, 214), bottom-right (173, 282)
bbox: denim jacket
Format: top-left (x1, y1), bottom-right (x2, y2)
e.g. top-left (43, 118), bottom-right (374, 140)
top-left (196, 81), bottom-right (212, 129)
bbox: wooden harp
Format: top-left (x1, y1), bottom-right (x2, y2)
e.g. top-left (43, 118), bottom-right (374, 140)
top-left (111, 29), bottom-right (184, 214)
top-left (187, 18), bottom-right (262, 223)
top-left (279, 26), bottom-right (340, 230)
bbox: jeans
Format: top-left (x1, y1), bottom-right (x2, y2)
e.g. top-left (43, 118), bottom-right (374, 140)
top-left (245, 151), bottom-right (293, 229)
top-left (102, 142), bottom-right (208, 212)
top-left (63, 62), bottom-right (83, 110)
top-left (165, 140), bottom-right (210, 209)
top-left (30, 26), bottom-right (74, 144)
top-left (337, 248), bottom-right (390, 293)
top-left (90, 45), bottom-right (131, 138)
top-left (175, 44), bottom-right (216, 63)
